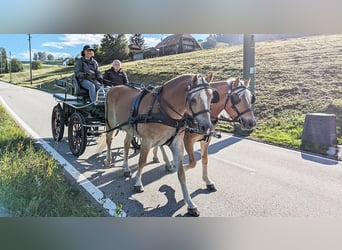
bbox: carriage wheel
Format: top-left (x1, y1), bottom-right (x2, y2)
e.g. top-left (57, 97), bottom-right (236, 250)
top-left (131, 136), bottom-right (142, 150)
top-left (51, 104), bottom-right (65, 141)
top-left (68, 112), bottom-right (87, 156)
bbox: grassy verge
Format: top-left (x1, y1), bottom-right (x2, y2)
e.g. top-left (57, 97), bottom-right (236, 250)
top-left (0, 105), bottom-right (102, 216)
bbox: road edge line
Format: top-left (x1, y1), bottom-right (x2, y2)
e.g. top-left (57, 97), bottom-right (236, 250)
top-left (0, 96), bottom-right (126, 217)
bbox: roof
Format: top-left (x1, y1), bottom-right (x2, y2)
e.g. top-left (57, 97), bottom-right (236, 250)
top-left (155, 34), bottom-right (201, 49)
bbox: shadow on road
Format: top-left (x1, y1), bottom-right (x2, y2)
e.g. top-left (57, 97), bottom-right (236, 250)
top-left (207, 136), bottom-right (243, 155)
top-left (123, 184), bottom-right (213, 217)
top-left (301, 152), bottom-right (339, 165)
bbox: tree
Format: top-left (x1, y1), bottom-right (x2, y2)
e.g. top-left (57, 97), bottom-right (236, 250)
top-left (100, 34), bottom-right (129, 64)
top-left (32, 61), bottom-right (42, 70)
top-left (10, 58), bottom-right (24, 72)
top-left (67, 58), bottom-right (75, 66)
top-left (92, 44), bottom-right (103, 63)
top-left (38, 52), bottom-right (46, 61)
top-left (0, 47), bottom-right (8, 73)
top-left (33, 53), bottom-right (38, 61)
top-left (47, 54), bottom-right (54, 60)
top-left (201, 34), bottom-right (217, 49)
top-left (129, 34), bottom-right (145, 48)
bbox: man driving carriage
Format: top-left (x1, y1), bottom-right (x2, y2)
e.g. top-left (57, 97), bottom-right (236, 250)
top-left (103, 59), bottom-right (129, 87)
top-left (75, 45), bottom-right (103, 102)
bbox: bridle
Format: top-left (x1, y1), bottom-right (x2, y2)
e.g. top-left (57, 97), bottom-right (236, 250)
top-left (220, 81), bottom-right (255, 123)
top-left (186, 76), bottom-right (212, 118)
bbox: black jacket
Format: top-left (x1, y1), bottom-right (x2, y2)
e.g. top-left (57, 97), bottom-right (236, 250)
top-left (75, 57), bottom-right (102, 82)
top-left (103, 68), bottom-right (129, 86)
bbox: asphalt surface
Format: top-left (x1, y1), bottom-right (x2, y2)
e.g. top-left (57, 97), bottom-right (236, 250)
top-left (1, 81), bottom-right (342, 217)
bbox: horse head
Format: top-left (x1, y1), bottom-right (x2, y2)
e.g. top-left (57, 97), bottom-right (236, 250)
top-left (223, 77), bottom-right (256, 130)
top-left (185, 73), bottom-right (216, 135)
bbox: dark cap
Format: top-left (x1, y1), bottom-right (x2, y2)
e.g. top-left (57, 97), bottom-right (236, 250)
top-left (83, 45), bottom-right (94, 51)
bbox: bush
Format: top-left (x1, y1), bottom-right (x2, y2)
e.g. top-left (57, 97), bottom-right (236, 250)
top-left (10, 59), bottom-right (24, 72)
top-left (32, 61), bottom-right (43, 70)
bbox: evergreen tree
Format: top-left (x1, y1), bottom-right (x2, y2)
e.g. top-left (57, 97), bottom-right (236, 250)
top-left (129, 34), bottom-right (145, 48)
top-left (100, 34), bottom-right (129, 64)
top-left (0, 47), bottom-right (8, 73)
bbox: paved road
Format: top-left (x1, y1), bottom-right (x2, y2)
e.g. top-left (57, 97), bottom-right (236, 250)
top-left (1, 81), bottom-right (342, 217)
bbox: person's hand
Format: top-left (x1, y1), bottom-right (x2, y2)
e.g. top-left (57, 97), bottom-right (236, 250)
top-left (86, 72), bottom-right (94, 80)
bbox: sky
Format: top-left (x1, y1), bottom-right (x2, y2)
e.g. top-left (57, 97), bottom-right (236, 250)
top-left (0, 34), bottom-right (209, 61)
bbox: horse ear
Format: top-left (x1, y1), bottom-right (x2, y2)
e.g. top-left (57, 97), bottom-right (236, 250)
top-left (192, 74), bottom-right (199, 86)
top-left (233, 77), bottom-right (240, 87)
top-left (205, 72), bottom-right (214, 83)
top-left (244, 78), bottom-right (250, 88)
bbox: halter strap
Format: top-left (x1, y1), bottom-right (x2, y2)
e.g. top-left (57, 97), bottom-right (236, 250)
top-left (219, 82), bottom-right (253, 123)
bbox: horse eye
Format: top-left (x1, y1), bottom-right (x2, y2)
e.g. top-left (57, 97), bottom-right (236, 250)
top-left (190, 98), bottom-right (197, 105)
top-left (231, 94), bottom-right (240, 105)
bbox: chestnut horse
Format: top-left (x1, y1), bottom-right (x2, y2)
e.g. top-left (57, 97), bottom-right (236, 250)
top-left (153, 77), bottom-right (256, 191)
top-left (104, 74), bottom-right (216, 216)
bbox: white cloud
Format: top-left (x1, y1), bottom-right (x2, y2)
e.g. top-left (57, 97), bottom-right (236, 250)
top-left (42, 34), bottom-right (104, 48)
top-left (143, 37), bottom-right (162, 48)
top-left (19, 50), bottom-right (71, 60)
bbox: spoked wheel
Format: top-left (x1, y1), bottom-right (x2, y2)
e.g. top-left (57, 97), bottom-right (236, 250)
top-left (68, 112), bottom-right (87, 156)
top-left (51, 104), bottom-right (65, 141)
top-left (131, 136), bottom-right (142, 150)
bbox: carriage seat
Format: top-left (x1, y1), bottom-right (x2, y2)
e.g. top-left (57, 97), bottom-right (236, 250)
top-left (71, 74), bottom-right (90, 100)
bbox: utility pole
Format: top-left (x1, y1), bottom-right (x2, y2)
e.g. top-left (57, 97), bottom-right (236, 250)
top-left (9, 51), bottom-right (12, 83)
top-left (243, 34), bottom-right (255, 96)
top-left (28, 34), bottom-right (32, 85)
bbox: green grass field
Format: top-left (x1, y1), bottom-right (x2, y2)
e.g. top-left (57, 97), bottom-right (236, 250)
top-left (0, 105), bottom-right (103, 216)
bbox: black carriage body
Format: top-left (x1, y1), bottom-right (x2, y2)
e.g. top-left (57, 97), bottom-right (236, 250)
top-left (51, 77), bottom-right (106, 156)
top-left (51, 77), bottom-right (140, 157)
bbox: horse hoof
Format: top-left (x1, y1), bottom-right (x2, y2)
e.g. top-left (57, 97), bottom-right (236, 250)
top-left (187, 207), bottom-right (200, 217)
top-left (123, 171), bottom-right (132, 177)
top-left (153, 157), bottom-right (160, 163)
top-left (206, 184), bottom-right (217, 192)
top-left (104, 159), bottom-right (110, 168)
top-left (134, 185), bottom-right (144, 193)
top-left (165, 165), bottom-right (176, 173)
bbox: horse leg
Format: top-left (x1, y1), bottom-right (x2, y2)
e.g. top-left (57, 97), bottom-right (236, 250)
top-left (134, 145), bottom-right (150, 193)
top-left (152, 146), bottom-right (159, 163)
top-left (170, 142), bottom-right (200, 217)
top-left (104, 130), bottom-right (114, 167)
top-left (183, 137), bottom-right (197, 171)
top-left (200, 140), bottom-right (216, 192)
top-left (123, 133), bottom-right (132, 177)
top-left (160, 146), bottom-right (175, 172)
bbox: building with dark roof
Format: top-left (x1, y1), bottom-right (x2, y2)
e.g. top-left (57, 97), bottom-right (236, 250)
top-left (155, 34), bottom-right (202, 56)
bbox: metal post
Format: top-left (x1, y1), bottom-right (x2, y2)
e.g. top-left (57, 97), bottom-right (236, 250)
top-left (243, 34), bottom-right (255, 95)
top-left (28, 34), bottom-right (32, 85)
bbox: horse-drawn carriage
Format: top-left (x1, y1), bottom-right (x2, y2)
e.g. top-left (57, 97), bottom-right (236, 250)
top-left (51, 75), bottom-right (140, 156)
top-left (51, 72), bottom-right (256, 216)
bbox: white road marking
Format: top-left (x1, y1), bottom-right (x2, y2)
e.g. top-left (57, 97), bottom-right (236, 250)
top-left (0, 96), bottom-right (126, 217)
top-left (193, 148), bottom-right (257, 173)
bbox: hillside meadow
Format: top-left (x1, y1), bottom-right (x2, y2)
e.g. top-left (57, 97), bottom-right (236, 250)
top-left (1, 34), bottom-right (341, 156)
